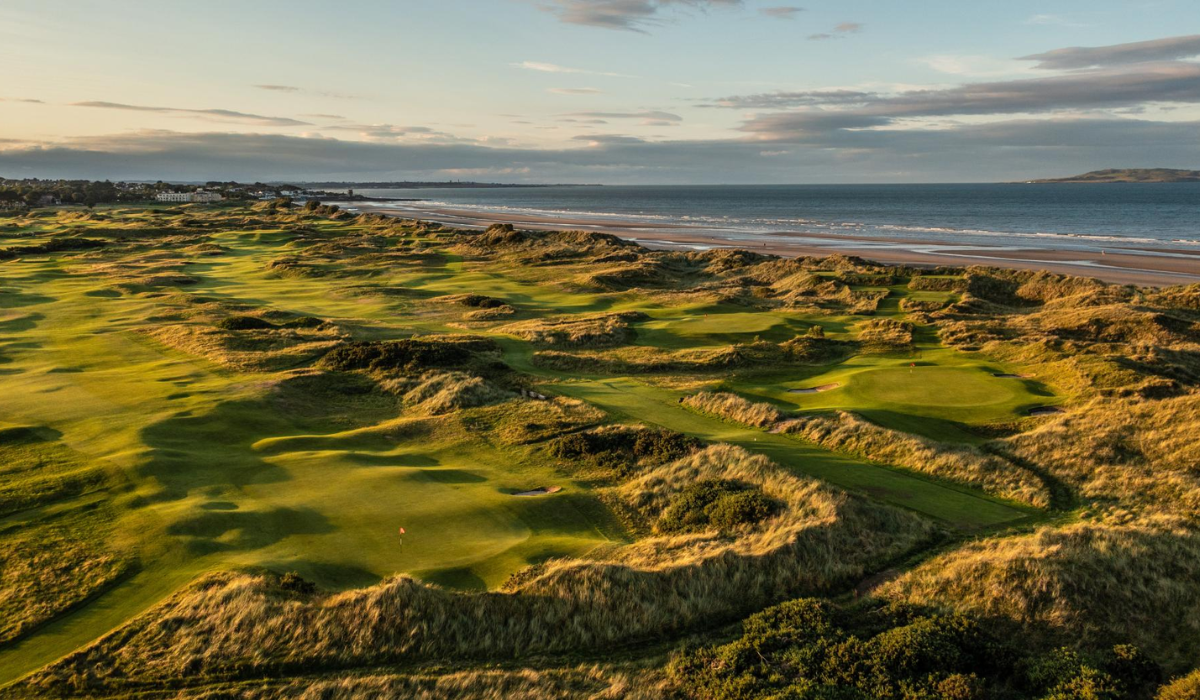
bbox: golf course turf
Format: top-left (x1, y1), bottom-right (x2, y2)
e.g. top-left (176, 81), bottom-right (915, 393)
top-left (0, 204), bottom-right (1073, 691)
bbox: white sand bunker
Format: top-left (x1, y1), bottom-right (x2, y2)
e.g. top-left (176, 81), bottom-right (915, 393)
top-left (513, 485), bottom-right (564, 497)
top-left (788, 383), bottom-right (840, 394)
top-left (1028, 406), bottom-right (1065, 416)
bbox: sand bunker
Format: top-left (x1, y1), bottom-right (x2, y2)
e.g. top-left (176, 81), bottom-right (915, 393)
top-left (513, 485), bottom-right (564, 497)
top-left (788, 383), bottom-right (840, 394)
top-left (1028, 406), bottom-right (1064, 416)
top-left (994, 373), bottom-right (1032, 379)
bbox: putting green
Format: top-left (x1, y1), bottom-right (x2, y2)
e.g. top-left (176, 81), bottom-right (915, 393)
top-left (845, 367), bottom-right (1018, 407)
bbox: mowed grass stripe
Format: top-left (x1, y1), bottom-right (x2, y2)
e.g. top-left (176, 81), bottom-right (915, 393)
top-left (551, 378), bottom-right (1032, 530)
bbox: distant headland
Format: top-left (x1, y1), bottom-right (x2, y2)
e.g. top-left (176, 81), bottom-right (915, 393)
top-left (1021, 168), bottom-right (1200, 183)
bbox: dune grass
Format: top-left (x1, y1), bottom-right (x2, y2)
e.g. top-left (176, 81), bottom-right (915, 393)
top-left (3, 204), bottom-right (1191, 698)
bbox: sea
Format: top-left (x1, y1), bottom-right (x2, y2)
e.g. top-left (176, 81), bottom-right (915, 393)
top-left (337, 183), bottom-right (1200, 254)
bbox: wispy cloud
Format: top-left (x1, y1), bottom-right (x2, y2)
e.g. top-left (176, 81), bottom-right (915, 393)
top-left (514, 61), bottom-right (631, 77)
top-left (548, 87), bottom-right (603, 94)
top-left (917, 54), bottom-right (1032, 78)
top-left (251, 84), bottom-right (363, 99)
top-left (70, 101), bottom-right (310, 127)
top-left (539, 0), bottom-right (742, 33)
top-left (702, 89), bottom-right (875, 109)
top-left (0, 97), bottom-right (45, 104)
top-left (759, 6), bottom-right (803, 20)
top-left (566, 110), bottom-right (682, 125)
top-left (1020, 34), bottom-right (1200, 70)
top-left (808, 21), bottom-right (862, 41)
top-left (323, 122), bottom-right (471, 144)
top-left (1024, 14), bottom-right (1089, 28)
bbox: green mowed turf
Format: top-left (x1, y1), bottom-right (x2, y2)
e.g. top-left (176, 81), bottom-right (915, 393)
top-left (0, 210), bottom-right (1054, 687)
top-left (634, 307), bottom-right (813, 348)
top-left (847, 366), bottom-right (1017, 407)
top-left (550, 377), bottom-right (1034, 530)
top-left (727, 352), bottom-right (1058, 430)
top-left (0, 255), bottom-right (620, 684)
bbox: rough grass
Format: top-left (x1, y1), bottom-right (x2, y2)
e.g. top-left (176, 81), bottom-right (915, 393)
top-left (0, 510), bottom-right (132, 646)
top-left (383, 370), bottom-right (513, 415)
top-left (682, 391), bottom-right (783, 428)
top-left (5, 204), bottom-right (1200, 695)
top-left (17, 447), bottom-right (933, 695)
top-left (780, 411), bottom-right (1051, 508)
top-left (499, 311), bottom-right (647, 348)
top-left (880, 517), bottom-right (1200, 673)
top-left (165, 665), bottom-right (667, 700)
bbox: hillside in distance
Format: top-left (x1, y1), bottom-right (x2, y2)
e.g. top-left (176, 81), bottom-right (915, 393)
top-left (1024, 168), bottom-right (1200, 183)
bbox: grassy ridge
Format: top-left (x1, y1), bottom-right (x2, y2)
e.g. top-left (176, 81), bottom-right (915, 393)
top-left (1, 204), bottom-right (1195, 697)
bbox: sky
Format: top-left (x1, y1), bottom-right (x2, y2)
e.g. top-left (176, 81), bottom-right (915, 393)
top-left (1, 0), bottom-right (1199, 184)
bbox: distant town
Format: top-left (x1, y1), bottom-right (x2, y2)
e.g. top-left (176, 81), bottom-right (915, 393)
top-left (0, 178), bottom-right (573, 212)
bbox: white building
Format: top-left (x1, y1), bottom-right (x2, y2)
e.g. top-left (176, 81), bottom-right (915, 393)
top-left (156, 191), bottom-right (223, 203)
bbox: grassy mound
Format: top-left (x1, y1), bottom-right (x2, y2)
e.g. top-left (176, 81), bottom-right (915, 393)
top-left (881, 519), bottom-right (1200, 672)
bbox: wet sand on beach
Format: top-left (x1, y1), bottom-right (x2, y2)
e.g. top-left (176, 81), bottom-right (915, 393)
top-left (352, 202), bottom-right (1200, 287)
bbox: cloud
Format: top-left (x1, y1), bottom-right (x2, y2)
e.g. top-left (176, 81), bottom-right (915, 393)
top-left (323, 123), bottom-right (462, 143)
top-left (2, 121), bottom-right (1198, 184)
top-left (572, 134), bottom-right (648, 145)
top-left (539, 0), bottom-right (742, 33)
top-left (70, 101), bottom-right (310, 127)
top-left (567, 110), bottom-right (682, 121)
top-left (252, 84), bottom-right (363, 99)
top-left (716, 60), bottom-right (1200, 143)
top-left (808, 21), bottom-right (862, 40)
top-left (759, 6), bottom-right (803, 19)
top-left (1024, 14), bottom-right (1089, 28)
top-left (1, 97), bottom-right (45, 104)
top-left (917, 54), bottom-right (1031, 77)
top-left (514, 61), bottom-right (630, 77)
top-left (548, 87), bottom-right (603, 94)
top-left (1020, 34), bottom-right (1200, 70)
top-left (703, 89), bottom-right (876, 109)
top-left (301, 113), bottom-right (347, 120)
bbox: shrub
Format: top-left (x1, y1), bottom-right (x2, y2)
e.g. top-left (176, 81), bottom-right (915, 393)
top-left (216, 315), bottom-right (277, 331)
top-left (460, 294), bottom-right (507, 309)
top-left (319, 336), bottom-right (501, 374)
top-left (1158, 670), bottom-right (1200, 700)
top-left (858, 318), bottom-right (915, 349)
top-left (548, 425), bottom-right (701, 478)
top-left (656, 479), bottom-right (779, 534)
top-left (668, 598), bottom-right (1162, 700)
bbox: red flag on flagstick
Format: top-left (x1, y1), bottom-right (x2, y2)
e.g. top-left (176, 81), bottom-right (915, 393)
top-left (399, 527), bottom-right (406, 535)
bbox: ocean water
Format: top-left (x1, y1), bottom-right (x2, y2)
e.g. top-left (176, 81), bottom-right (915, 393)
top-left (343, 184), bottom-right (1200, 253)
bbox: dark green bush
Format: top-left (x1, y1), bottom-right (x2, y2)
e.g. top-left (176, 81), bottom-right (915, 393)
top-left (280, 316), bottom-right (325, 329)
top-left (460, 294), bottom-right (507, 309)
top-left (217, 315), bottom-right (277, 331)
top-left (0, 237), bottom-right (105, 261)
top-left (319, 337), bottom-right (500, 374)
top-left (548, 426), bottom-right (701, 478)
top-left (657, 479), bottom-right (779, 533)
top-left (668, 599), bottom-right (1162, 700)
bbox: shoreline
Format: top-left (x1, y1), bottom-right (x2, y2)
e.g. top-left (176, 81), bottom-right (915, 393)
top-left (341, 201), bottom-right (1200, 287)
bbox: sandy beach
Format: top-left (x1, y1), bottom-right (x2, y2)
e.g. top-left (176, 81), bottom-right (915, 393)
top-left (348, 201), bottom-right (1200, 287)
